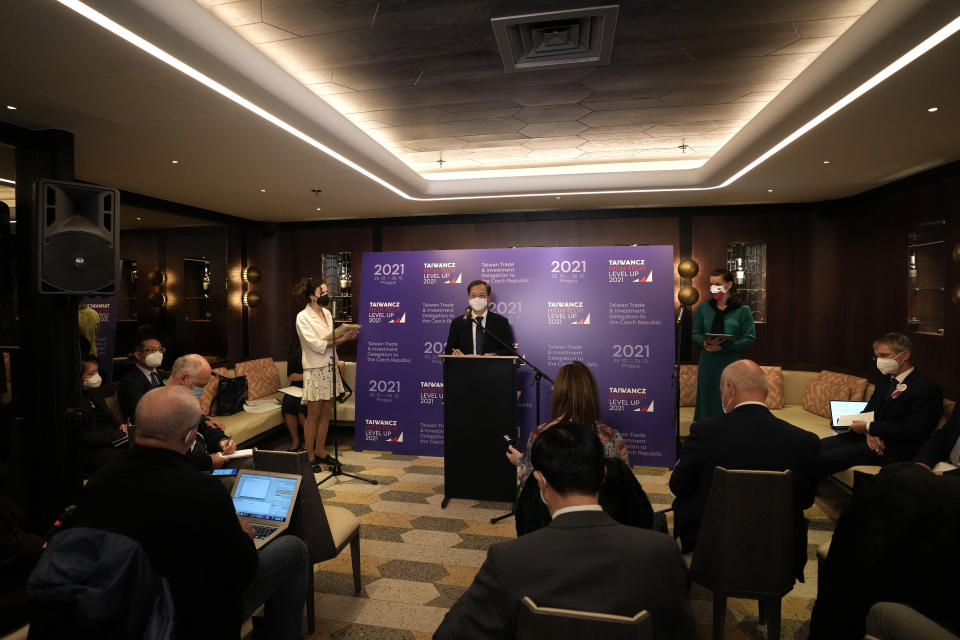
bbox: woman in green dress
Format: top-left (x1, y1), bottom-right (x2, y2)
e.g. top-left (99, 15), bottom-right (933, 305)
top-left (691, 269), bottom-right (756, 420)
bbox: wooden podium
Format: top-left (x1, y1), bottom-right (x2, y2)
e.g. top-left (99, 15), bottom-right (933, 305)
top-left (440, 355), bottom-right (518, 507)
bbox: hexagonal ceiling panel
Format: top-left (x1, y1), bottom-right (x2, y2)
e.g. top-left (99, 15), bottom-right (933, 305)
top-left (199, 0), bottom-right (875, 178)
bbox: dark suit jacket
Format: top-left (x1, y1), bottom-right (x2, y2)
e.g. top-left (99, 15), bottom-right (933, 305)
top-left (669, 403), bottom-right (820, 574)
top-left (863, 369), bottom-right (943, 459)
top-left (444, 311), bottom-right (515, 356)
top-left (434, 510), bottom-right (696, 640)
top-left (915, 406), bottom-right (960, 469)
top-left (116, 367), bottom-right (162, 422)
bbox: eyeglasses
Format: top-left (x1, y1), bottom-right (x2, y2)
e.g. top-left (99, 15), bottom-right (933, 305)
top-left (871, 352), bottom-right (901, 361)
top-left (138, 346), bottom-right (165, 354)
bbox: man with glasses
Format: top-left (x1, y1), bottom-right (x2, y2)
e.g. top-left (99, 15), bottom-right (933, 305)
top-left (820, 332), bottom-right (942, 476)
top-left (117, 331), bottom-right (166, 423)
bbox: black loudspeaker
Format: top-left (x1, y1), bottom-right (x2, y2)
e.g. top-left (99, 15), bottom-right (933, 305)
top-left (36, 179), bottom-right (119, 295)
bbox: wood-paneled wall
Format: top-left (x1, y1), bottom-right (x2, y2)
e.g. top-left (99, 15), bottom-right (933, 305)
top-left (120, 161), bottom-right (960, 397)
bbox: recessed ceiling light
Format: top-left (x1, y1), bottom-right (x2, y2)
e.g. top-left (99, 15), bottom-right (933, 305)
top-left (5, 105), bottom-right (16, 110)
top-left (259, 188), bottom-right (266, 192)
top-left (767, 189), bottom-right (774, 193)
top-left (315, 207), bottom-right (322, 211)
top-left (57, 0), bottom-right (960, 201)
top-left (170, 160), bottom-right (179, 164)
top-left (823, 160), bottom-right (831, 164)
top-left (136, 217), bottom-right (142, 221)
top-left (928, 106), bottom-right (939, 112)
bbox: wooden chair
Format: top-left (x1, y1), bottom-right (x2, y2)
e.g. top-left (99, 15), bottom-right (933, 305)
top-left (253, 449), bottom-right (361, 634)
top-left (689, 467), bottom-right (795, 640)
top-left (516, 596), bottom-right (653, 640)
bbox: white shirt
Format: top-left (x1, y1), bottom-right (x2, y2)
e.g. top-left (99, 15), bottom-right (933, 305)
top-left (296, 304), bottom-right (336, 369)
top-left (552, 504), bottom-right (603, 519)
top-left (471, 310), bottom-right (488, 355)
top-left (136, 363), bottom-right (158, 383)
top-left (732, 401), bottom-right (767, 410)
top-left (867, 367), bottom-right (915, 433)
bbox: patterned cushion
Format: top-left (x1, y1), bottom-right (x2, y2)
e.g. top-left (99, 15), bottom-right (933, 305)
top-left (200, 367), bottom-right (228, 415)
top-left (819, 370), bottom-right (869, 402)
top-left (679, 365), bottom-right (698, 407)
top-left (802, 376), bottom-right (851, 419)
top-left (760, 365), bottom-right (785, 410)
top-left (235, 358), bottom-right (281, 400)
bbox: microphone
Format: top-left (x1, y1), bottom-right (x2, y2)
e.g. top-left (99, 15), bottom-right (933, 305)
top-left (43, 504), bottom-right (76, 543)
top-left (463, 306), bottom-right (471, 321)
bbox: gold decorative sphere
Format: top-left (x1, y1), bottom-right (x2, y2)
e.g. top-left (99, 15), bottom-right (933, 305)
top-left (677, 286), bottom-right (699, 307)
top-left (677, 259), bottom-right (699, 279)
top-left (148, 291), bottom-right (166, 307)
top-left (244, 291), bottom-right (263, 308)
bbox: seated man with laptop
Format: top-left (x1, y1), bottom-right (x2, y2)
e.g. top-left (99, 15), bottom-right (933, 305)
top-left (72, 385), bottom-right (309, 640)
top-left (820, 332), bottom-right (943, 477)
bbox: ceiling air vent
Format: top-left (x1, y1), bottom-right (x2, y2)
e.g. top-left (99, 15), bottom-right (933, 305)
top-left (492, 5), bottom-right (619, 73)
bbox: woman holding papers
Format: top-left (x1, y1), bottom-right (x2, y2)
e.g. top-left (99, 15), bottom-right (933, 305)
top-left (294, 277), bottom-right (358, 468)
top-left (691, 269), bottom-right (756, 420)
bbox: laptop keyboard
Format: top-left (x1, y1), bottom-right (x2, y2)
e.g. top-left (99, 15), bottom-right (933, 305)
top-left (252, 524), bottom-right (277, 539)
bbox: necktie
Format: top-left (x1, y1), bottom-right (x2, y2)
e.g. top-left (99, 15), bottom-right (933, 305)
top-left (475, 317), bottom-right (485, 355)
top-left (150, 371), bottom-right (161, 388)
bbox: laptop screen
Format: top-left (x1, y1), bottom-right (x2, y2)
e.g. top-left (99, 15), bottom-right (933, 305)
top-left (232, 473), bottom-right (299, 522)
top-left (830, 400), bottom-right (869, 427)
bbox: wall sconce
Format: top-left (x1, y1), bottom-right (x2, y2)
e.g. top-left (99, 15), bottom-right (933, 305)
top-left (242, 266), bottom-right (261, 283)
top-left (241, 265), bottom-right (263, 307)
top-left (147, 270), bottom-right (166, 286)
top-left (148, 291), bottom-right (166, 307)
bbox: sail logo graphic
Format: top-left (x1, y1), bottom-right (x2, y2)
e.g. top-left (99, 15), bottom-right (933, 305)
top-left (419, 381), bottom-right (444, 405)
top-left (546, 301), bottom-right (589, 325)
top-left (363, 418), bottom-right (402, 443)
top-left (607, 258), bottom-right (650, 284)
top-left (423, 261), bottom-right (461, 285)
top-left (608, 386), bottom-right (650, 413)
top-left (367, 301), bottom-right (405, 324)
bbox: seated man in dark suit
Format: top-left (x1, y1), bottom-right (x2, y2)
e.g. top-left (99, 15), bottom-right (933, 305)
top-left (669, 359), bottom-right (820, 579)
top-left (445, 279), bottom-right (515, 356)
top-left (116, 331), bottom-right (165, 422)
top-left (72, 386), bottom-right (309, 639)
top-left (914, 405), bottom-right (960, 476)
top-left (435, 422), bottom-right (695, 640)
top-left (820, 332), bottom-right (942, 476)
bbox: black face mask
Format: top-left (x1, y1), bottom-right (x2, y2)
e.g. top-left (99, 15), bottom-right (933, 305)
top-left (317, 294), bottom-right (330, 307)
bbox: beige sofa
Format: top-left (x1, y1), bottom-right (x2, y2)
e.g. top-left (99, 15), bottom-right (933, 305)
top-left (679, 369), bottom-right (877, 488)
top-left (106, 360), bottom-right (357, 446)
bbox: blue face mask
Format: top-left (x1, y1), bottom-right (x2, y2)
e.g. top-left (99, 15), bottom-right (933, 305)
top-left (192, 386), bottom-right (205, 399)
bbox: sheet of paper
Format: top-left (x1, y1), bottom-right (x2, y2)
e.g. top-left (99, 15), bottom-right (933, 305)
top-left (278, 386), bottom-right (303, 397)
top-left (836, 411), bottom-right (874, 427)
top-left (224, 448), bottom-right (254, 460)
top-left (334, 323), bottom-right (361, 338)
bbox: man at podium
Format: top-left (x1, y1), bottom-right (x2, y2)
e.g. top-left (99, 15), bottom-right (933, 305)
top-left (445, 279), bottom-right (515, 356)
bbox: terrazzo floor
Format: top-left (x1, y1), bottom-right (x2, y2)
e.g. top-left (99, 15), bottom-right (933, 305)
top-left (275, 440), bottom-right (849, 640)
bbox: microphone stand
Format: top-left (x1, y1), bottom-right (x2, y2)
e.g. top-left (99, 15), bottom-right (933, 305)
top-left (318, 300), bottom-right (378, 487)
top-left (464, 313), bottom-right (555, 524)
top-left (673, 305), bottom-right (687, 456)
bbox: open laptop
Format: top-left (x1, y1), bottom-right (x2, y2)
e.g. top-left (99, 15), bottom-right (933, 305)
top-left (830, 400), bottom-right (869, 431)
top-left (230, 469), bottom-right (302, 550)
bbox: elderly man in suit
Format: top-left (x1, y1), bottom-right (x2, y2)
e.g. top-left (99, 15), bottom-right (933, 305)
top-left (434, 422), bottom-right (695, 640)
top-left (445, 279), bottom-right (515, 356)
top-left (669, 359), bottom-right (820, 579)
top-left (820, 332), bottom-right (943, 476)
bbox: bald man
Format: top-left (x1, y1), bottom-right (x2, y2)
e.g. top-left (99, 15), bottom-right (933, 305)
top-left (669, 359), bottom-right (819, 579)
top-left (168, 354), bottom-right (236, 470)
top-left (72, 386), bottom-right (309, 638)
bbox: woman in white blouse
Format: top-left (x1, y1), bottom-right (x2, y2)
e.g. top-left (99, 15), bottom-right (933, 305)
top-left (294, 277), bottom-right (358, 467)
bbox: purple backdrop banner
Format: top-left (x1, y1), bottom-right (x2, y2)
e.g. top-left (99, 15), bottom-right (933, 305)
top-left (79, 296), bottom-right (118, 384)
top-left (355, 246), bottom-right (675, 467)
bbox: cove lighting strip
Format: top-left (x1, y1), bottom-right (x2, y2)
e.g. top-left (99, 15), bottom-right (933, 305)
top-left (0, 178), bottom-right (15, 185)
top-left (58, 0), bottom-right (960, 202)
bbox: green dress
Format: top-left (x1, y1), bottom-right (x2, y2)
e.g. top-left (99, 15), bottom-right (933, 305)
top-left (691, 299), bottom-right (756, 420)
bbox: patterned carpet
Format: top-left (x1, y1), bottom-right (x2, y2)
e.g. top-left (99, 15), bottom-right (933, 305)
top-left (287, 446), bottom-right (849, 640)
